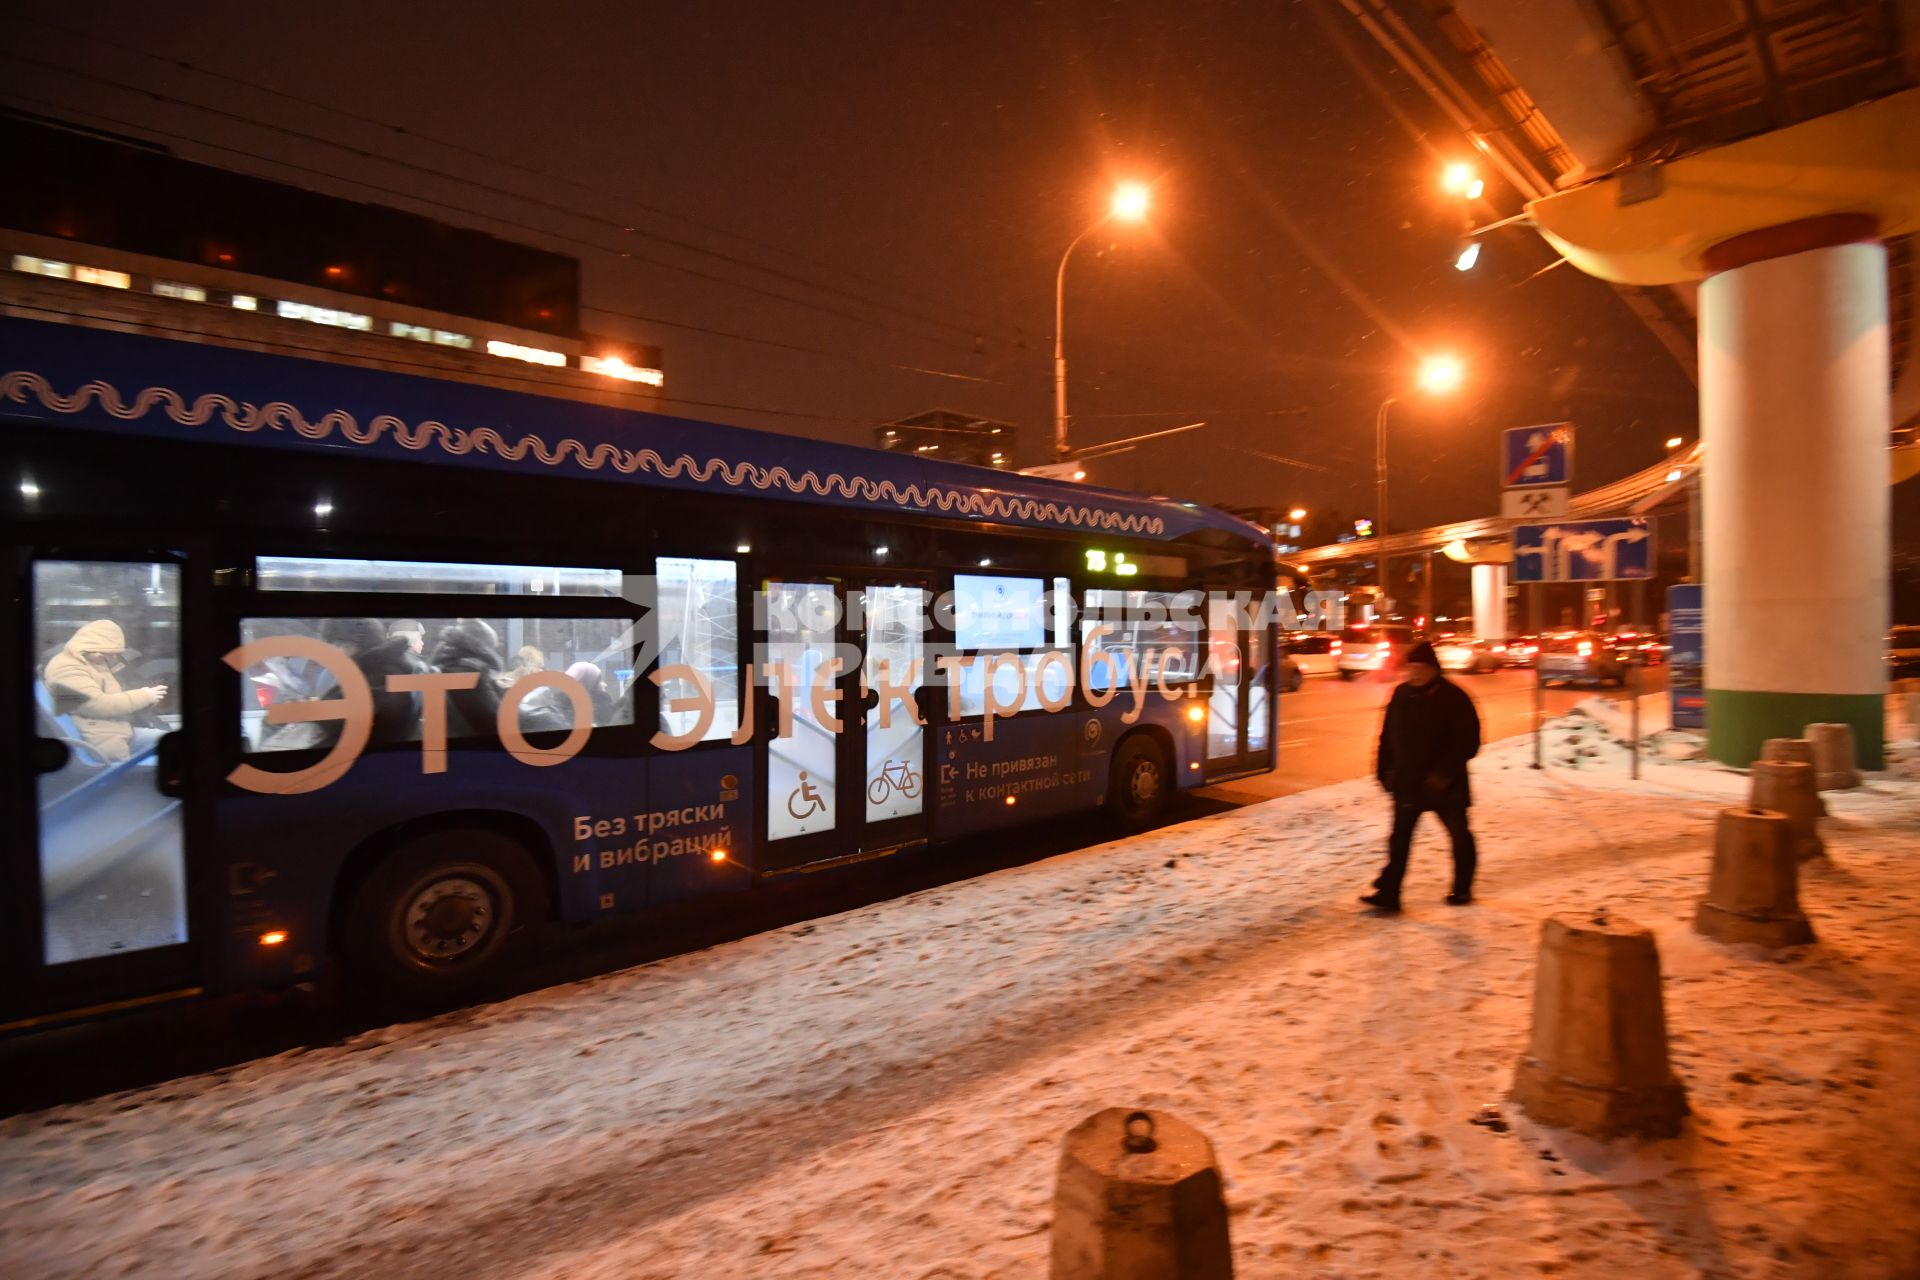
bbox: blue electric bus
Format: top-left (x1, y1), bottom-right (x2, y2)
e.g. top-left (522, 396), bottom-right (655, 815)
top-left (3, 307), bottom-right (1277, 1026)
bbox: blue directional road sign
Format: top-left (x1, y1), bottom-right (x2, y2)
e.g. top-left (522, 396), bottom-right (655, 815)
top-left (1502, 423), bottom-right (1572, 489)
top-left (1512, 517), bottom-right (1652, 583)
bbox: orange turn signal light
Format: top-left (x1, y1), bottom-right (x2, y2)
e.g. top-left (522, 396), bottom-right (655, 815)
top-left (259, 930), bottom-right (288, 947)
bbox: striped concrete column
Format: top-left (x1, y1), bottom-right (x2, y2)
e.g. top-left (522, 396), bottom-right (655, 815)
top-left (1471, 562), bottom-right (1509, 641)
top-left (1699, 218), bottom-right (1889, 766)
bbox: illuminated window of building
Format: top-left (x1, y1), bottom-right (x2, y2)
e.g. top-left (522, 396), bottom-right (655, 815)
top-left (11, 254), bottom-right (74, 280)
top-left (276, 300), bottom-right (372, 331)
top-left (153, 281), bottom-right (208, 302)
top-left (486, 339), bottom-right (567, 367)
top-left (73, 265), bottom-right (131, 289)
top-left (432, 330), bottom-right (474, 349)
top-left (581, 353), bottom-right (665, 386)
top-left (391, 321), bottom-right (432, 342)
top-left (230, 293), bottom-right (258, 311)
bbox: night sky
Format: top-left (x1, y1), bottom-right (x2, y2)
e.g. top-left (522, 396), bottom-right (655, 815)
top-left (0, 1), bottom-right (1797, 538)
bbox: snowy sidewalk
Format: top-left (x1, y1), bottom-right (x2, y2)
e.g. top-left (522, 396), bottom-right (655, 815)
top-left (3, 723), bottom-right (1918, 1280)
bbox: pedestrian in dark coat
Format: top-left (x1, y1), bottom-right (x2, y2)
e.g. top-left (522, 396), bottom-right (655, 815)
top-left (429, 619), bottom-right (508, 740)
top-left (1361, 640), bottom-right (1481, 913)
top-left (316, 617), bottom-right (428, 747)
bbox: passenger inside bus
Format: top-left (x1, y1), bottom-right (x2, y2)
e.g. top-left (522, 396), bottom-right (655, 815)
top-left (43, 619), bottom-right (170, 762)
top-left (316, 617), bottom-right (428, 745)
top-left (241, 614), bottom-right (635, 750)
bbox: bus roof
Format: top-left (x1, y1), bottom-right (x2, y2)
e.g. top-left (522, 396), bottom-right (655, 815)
top-left (1, 315), bottom-right (1269, 547)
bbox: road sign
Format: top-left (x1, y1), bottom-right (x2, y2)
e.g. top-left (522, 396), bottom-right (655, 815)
top-left (1668, 584), bottom-right (1705, 729)
top-left (1501, 486), bottom-right (1569, 519)
top-left (1512, 517), bottom-right (1652, 582)
top-left (1502, 423), bottom-right (1573, 489)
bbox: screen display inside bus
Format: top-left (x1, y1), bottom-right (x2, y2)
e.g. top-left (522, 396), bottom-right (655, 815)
top-left (952, 574), bottom-right (1046, 650)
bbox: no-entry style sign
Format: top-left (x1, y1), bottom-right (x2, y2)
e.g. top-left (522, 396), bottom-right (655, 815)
top-left (1502, 424), bottom-right (1573, 489)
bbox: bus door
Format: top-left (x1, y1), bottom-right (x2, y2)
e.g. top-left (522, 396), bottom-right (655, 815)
top-left (759, 577), bottom-right (931, 872)
top-left (1203, 593), bottom-right (1274, 778)
top-left (6, 549), bottom-right (204, 1024)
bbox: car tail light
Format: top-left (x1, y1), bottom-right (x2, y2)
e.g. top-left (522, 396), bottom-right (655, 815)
top-left (255, 685), bottom-right (273, 708)
top-left (1330, 639), bottom-right (1342, 655)
top-left (1577, 640), bottom-right (1593, 655)
top-left (1491, 644), bottom-right (1507, 653)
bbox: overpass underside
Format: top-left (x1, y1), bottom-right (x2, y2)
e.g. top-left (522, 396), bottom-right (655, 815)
top-left (1328, 0), bottom-right (1920, 765)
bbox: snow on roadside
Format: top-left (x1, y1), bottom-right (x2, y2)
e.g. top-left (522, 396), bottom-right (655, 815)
top-left (2, 720), bottom-right (1917, 1280)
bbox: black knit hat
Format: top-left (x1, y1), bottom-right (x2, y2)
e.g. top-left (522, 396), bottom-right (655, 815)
top-left (1404, 640), bottom-right (1440, 668)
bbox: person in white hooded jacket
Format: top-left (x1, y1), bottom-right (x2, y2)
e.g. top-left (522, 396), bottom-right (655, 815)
top-left (43, 620), bottom-right (169, 762)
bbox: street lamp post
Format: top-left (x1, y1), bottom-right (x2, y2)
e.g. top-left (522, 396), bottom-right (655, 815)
top-left (1374, 355), bottom-right (1464, 617)
top-left (1054, 182), bottom-right (1150, 460)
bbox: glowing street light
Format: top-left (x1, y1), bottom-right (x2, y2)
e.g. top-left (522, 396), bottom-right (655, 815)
top-left (1665, 435), bottom-right (1685, 450)
top-left (1417, 354), bottom-right (1465, 394)
top-left (1441, 162), bottom-right (1485, 201)
top-left (1375, 355), bottom-right (1466, 609)
top-left (1288, 507), bottom-right (1307, 522)
top-left (1055, 181), bottom-right (1153, 459)
top-left (1110, 181), bottom-right (1151, 222)
top-left (1453, 240), bottom-right (1481, 272)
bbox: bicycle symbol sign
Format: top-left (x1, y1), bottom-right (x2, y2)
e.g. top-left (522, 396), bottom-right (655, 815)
top-left (868, 758), bottom-right (922, 806)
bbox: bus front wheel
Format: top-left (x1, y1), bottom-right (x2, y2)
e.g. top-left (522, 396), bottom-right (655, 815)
top-left (1108, 735), bottom-right (1171, 830)
top-left (343, 828), bottom-right (542, 1007)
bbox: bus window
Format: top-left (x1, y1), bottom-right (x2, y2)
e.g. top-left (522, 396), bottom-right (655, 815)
top-left (654, 558), bottom-right (739, 743)
top-left (256, 556), bottom-right (622, 596)
top-left (32, 560), bottom-right (188, 964)
top-left (765, 583), bottom-right (838, 840)
top-left (237, 615), bottom-right (633, 752)
top-left (1082, 589), bottom-right (1204, 693)
top-left (951, 575), bottom-right (1071, 716)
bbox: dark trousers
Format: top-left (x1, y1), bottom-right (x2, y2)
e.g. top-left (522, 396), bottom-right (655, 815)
top-left (1373, 802), bottom-right (1477, 902)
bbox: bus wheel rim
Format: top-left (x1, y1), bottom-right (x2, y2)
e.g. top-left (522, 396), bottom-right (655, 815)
top-left (398, 872), bottom-right (498, 965)
top-left (1129, 757), bottom-right (1161, 805)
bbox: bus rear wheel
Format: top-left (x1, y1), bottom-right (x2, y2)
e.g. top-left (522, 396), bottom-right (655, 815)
top-left (1108, 735), bottom-right (1171, 830)
top-left (344, 828), bottom-right (542, 1008)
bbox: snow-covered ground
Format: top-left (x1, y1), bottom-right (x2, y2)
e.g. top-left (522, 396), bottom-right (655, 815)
top-left (4, 704), bottom-right (1918, 1280)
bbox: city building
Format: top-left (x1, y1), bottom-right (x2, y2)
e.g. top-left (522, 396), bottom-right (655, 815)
top-left (1, 110), bottom-right (663, 402)
top-left (874, 409), bottom-right (1016, 470)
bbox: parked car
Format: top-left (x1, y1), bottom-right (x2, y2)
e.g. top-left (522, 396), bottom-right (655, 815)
top-left (1604, 628), bottom-right (1667, 666)
top-left (1430, 633), bottom-right (1504, 675)
top-left (1336, 622), bottom-right (1422, 680)
top-left (1536, 631), bottom-right (1626, 686)
top-left (1501, 634), bottom-right (1543, 668)
top-left (1283, 631), bottom-right (1339, 678)
top-left (1889, 625), bottom-right (1920, 680)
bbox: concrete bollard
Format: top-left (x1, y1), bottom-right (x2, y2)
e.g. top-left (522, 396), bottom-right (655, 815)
top-left (1805, 722), bottom-right (1861, 790)
top-left (1748, 760), bottom-right (1825, 861)
top-left (1510, 912), bottom-right (1687, 1140)
top-left (1695, 808), bottom-right (1817, 948)
top-left (1051, 1108), bottom-right (1232, 1280)
top-left (1760, 738), bottom-right (1826, 815)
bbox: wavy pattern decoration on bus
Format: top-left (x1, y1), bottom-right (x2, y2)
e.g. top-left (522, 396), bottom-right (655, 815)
top-left (2, 372), bottom-right (1169, 536)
